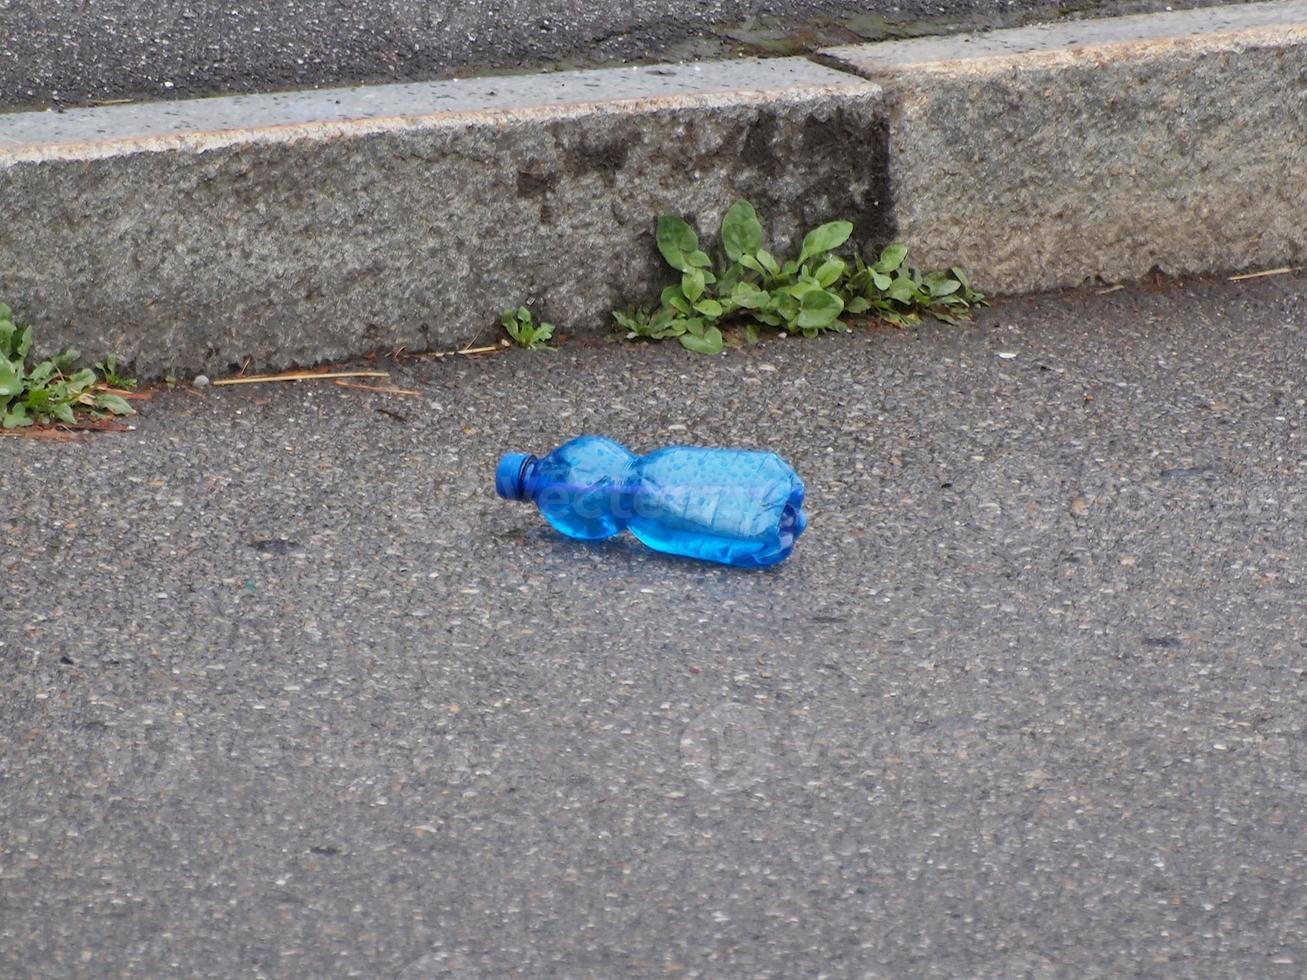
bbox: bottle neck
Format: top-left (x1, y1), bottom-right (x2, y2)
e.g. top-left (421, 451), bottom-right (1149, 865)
top-left (519, 458), bottom-right (539, 500)
top-left (494, 453), bottom-right (539, 501)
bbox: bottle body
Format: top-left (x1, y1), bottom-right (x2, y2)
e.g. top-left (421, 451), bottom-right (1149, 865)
top-left (496, 436), bottom-right (807, 567)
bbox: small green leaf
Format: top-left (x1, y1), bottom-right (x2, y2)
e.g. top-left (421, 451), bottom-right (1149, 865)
top-left (929, 278), bottom-right (962, 298)
top-left (681, 268), bottom-right (706, 304)
top-left (720, 200), bottom-right (764, 262)
top-left (694, 299), bottom-right (723, 319)
top-left (661, 285), bottom-right (691, 316)
top-left (94, 393), bottom-right (135, 416)
top-left (875, 243), bottom-right (908, 273)
top-left (656, 213), bottom-right (700, 272)
top-left (648, 308), bottom-right (677, 338)
top-left (687, 250), bottom-right (713, 269)
top-left (757, 249), bottom-right (781, 278)
top-left (53, 402), bottom-right (76, 425)
top-left (951, 266), bottom-right (972, 290)
top-left (0, 357), bottom-right (22, 399)
top-left (731, 282), bottom-right (770, 310)
top-left (744, 323), bottom-right (760, 345)
top-left (887, 277), bottom-right (919, 303)
top-left (773, 293), bottom-right (801, 323)
top-left (679, 325), bottom-right (724, 355)
top-left (846, 296), bottom-right (871, 314)
top-left (796, 290), bottom-right (844, 329)
top-left (2, 403), bottom-right (30, 428)
top-left (814, 256), bottom-right (846, 288)
top-left (872, 271), bottom-right (892, 292)
top-left (798, 221), bottom-right (853, 265)
top-left (16, 326), bottom-right (32, 360)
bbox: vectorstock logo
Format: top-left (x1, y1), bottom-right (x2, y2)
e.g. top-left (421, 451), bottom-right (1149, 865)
top-left (93, 706), bottom-right (198, 800)
top-left (679, 703), bottom-right (775, 793)
top-left (0, 650), bottom-right (203, 801)
top-left (679, 702), bottom-right (839, 794)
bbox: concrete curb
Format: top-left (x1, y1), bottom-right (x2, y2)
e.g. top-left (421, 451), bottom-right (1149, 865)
top-left (819, 0), bottom-right (1307, 296)
top-left (1, 60), bottom-right (888, 376)
top-left (0, 1), bottom-right (1303, 376)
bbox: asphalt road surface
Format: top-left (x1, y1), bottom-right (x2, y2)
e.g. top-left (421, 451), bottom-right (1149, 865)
top-left (4, 272), bottom-right (1307, 977)
top-left (0, 0), bottom-right (1222, 111)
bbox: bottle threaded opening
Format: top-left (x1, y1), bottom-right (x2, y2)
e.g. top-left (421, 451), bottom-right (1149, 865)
top-left (494, 453), bottom-right (536, 501)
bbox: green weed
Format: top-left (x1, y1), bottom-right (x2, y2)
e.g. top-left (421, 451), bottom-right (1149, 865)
top-left (0, 304), bottom-right (134, 428)
top-left (500, 306), bottom-right (557, 350)
top-left (94, 353), bottom-right (137, 391)
top-left (614, 199), bottom-right (987, 354)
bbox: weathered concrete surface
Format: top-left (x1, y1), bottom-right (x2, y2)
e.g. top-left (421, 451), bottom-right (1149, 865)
top-left (0, 60), bottom-right (888, 377)
top-left (821, 0), bottom-right (1307, 295)
top-left (5, 272), bottom-right (1307, 977)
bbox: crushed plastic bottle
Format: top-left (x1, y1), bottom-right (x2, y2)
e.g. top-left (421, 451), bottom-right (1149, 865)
top-left (495, 435), bottom-right (807, 567)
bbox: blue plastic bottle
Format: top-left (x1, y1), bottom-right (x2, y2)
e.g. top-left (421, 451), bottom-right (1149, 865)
top-left (495, 435), bottom-right (807, 567)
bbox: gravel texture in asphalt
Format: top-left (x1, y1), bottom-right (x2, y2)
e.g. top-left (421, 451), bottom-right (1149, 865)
top-left (0, 0), bottom-right (1220, 111)
top-left (4, 272), bottom-right (1307, 977)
